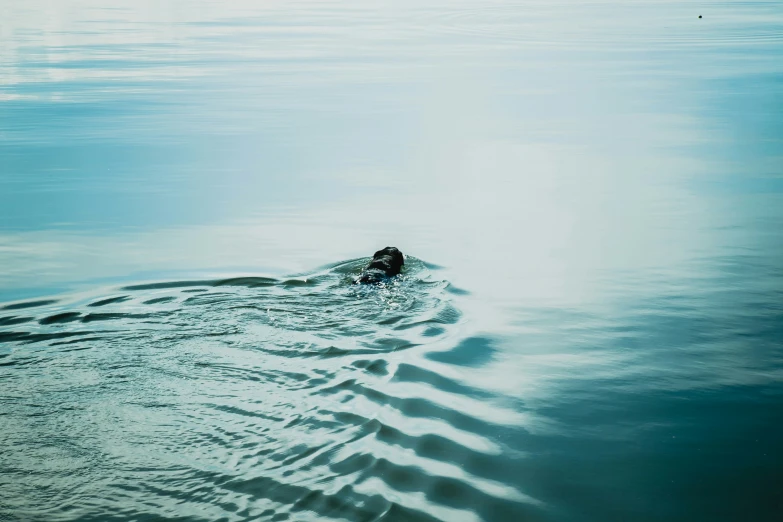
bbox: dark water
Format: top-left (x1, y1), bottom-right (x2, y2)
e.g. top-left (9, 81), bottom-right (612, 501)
top-left (2, 1), bottom-right (783, 521)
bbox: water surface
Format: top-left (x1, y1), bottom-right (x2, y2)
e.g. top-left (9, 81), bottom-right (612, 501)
top-left (1, 1), bottom-right (782, 521)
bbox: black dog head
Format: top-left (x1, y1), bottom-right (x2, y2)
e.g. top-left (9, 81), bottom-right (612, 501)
top-left (357, 246), bottom-right (404, 284)
top-left (368, 247), bottom-right (404, 274)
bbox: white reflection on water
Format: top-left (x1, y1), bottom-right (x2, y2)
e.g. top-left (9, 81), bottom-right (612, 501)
top-left (0, 138), bottom-right (705, 295)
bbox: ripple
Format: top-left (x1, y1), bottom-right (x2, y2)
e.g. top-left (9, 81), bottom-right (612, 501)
top-left (2, 298), bottom-right (59, 310)
top-left (39, 312), bottom-right (82, 325)
top-left (0, 256), bottom-right (543, 521)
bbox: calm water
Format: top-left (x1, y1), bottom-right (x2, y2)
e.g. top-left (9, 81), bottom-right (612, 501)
top-left (1, 1), bottom-right (782, 521)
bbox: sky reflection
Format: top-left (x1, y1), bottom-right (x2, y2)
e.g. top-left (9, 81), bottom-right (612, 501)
top-left (1, 0), bottom-right (782, 310)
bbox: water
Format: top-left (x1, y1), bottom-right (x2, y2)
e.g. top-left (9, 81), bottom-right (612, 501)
top-left (1, 1), bottom-right (782, 520)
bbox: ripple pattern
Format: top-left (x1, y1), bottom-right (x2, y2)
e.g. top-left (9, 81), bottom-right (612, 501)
top-left (0, 257), bottom-right (541, 522)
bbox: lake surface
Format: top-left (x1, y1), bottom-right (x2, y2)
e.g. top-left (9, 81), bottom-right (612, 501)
top-left (1, 1), bottom-right (782, 521)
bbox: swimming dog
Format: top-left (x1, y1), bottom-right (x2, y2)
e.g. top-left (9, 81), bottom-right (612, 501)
top-left (356, 247), bottom-right (404, 284)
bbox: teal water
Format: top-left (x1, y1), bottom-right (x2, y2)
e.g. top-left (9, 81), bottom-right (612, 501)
top-left (1, 1), bottom-right (782, 521)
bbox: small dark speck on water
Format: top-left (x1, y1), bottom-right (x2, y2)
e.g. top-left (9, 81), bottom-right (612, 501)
top-left (699, 15), bottom-right (702, 19)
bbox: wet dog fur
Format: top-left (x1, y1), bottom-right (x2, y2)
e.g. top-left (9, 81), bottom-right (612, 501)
top-left (356, 247), bottom-right (404, 284)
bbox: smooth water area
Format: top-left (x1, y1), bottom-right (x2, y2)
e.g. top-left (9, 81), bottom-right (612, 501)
top-left (1, 1), bottom-right (782, 521)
